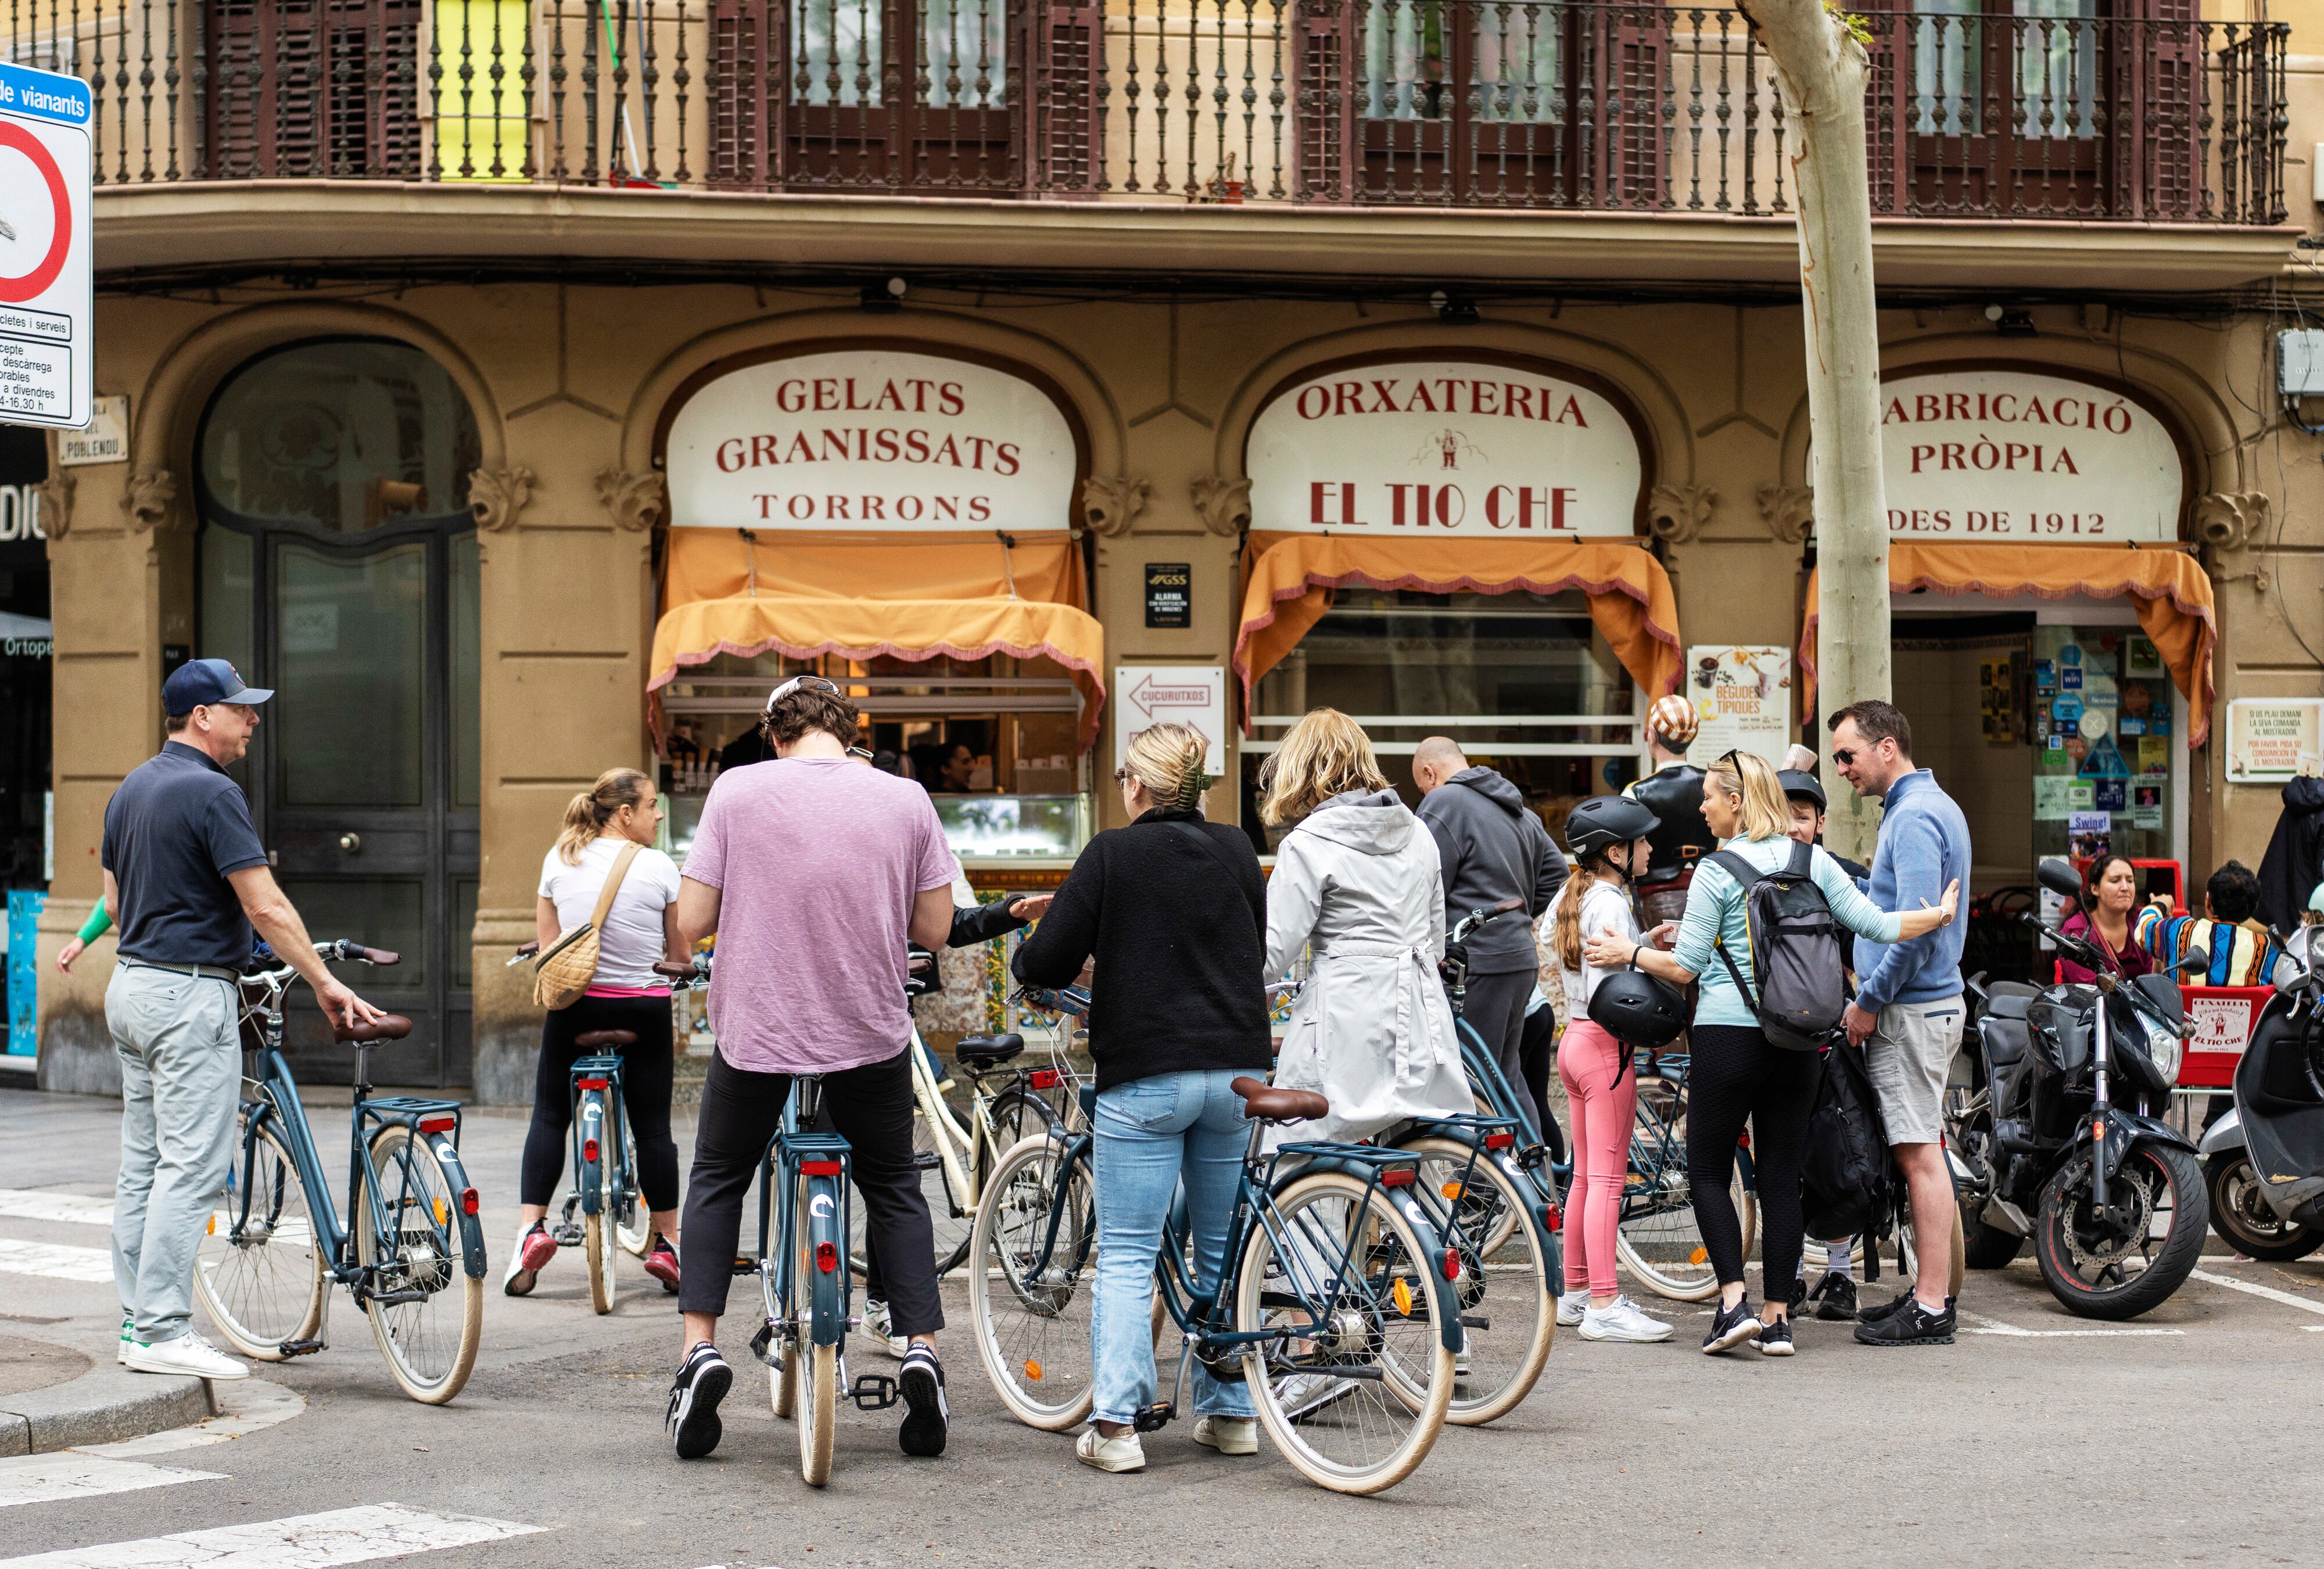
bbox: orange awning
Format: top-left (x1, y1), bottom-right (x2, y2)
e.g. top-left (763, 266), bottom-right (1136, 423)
top-left (663, 526), bottom-right (1086, 613)
top-left (1232, 532), bottom-right (1683, 721)
top-left (1799, 542), bottom-right (2217, 746)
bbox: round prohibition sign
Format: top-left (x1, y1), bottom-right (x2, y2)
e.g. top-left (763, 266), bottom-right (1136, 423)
top-left (0, 121), bottom-right (71, 304)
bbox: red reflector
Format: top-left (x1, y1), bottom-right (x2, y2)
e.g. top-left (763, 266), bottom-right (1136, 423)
top-left (582, 1139), bottom-right (600, 1164)
top-left (1737, 1129), bottom-right (1752, 1149)
top-left (1483, 1132), bottom-right (1515, 1150)
top-left (1440, 1248), bottom-right (1461, 1281)
top-left (1028, 1069), bottom-right (1061, 1090)
top-left (418, 1115), bottom-right (456, 1134)
top-left (460, 1187), bottom-right (480, 1216)
top-left (1544, 1202), bottom-right (1563, 1233)
top-left (1380, 1168), bottom-right (1415, 1188)
top-left (815, 1241), bottom-right (839, 1273)
top-left (801, 1160), bottom-right (844, 1176)
top-left (576, 1078), bottom-right (609, 1091)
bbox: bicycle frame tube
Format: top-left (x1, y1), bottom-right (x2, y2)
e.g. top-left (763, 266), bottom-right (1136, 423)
top-left (246, 1050), bottom-right (352, 1266)
top-left (1457, 1017), bottom-right (1541, 1147)
top-left (909, 1031), bottom-right (975, 1219)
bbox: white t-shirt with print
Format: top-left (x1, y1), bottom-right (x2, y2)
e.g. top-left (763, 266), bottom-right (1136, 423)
top-left (537, 838), bottom-right (684, 989)
top-left (1554, 877), bottom-right (1642, 1007)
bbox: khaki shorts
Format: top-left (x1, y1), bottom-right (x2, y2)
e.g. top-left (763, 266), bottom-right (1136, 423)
top-left (1864, 996), bottom-right (1964, 1146)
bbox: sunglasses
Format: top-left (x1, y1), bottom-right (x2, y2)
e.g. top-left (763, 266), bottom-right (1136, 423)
top-left (763, 673), bottom-right (842, 714)
top-left (1113, 767), bottom-right (1132, 785)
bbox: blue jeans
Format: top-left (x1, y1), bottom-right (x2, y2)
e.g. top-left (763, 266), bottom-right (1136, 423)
top-left (1091, 1069), bottom-right (1257, 1427)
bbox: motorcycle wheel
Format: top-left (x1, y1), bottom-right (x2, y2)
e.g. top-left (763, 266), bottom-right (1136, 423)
top-left (2205, 1151), bottom-right (2324, 1262)
top-left (2034, 1143), bottom-right (2207, 1321)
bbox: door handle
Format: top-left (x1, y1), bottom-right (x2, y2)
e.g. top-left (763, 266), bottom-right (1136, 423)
top-left (338, 832), bottom-right (362, 854)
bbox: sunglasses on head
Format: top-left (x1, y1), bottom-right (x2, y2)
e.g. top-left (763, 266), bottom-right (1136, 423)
top-left (763, 673), bottom-right (842, 714)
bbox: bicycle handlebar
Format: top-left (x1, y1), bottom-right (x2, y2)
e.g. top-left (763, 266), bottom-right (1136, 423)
top-left (653, 959), bottom-right (705, 982)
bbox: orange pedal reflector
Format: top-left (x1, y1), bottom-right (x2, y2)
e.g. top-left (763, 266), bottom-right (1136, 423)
top-left (1440, 1181), bottom-right (1465, 1201)
top-left (1391, 1277), bottom-right (1414, 1316)
top-left (432, 1197), bottom-right (448, 1225)
top-left (1024, 1359), bottom-right (1043, 1383)
top-left (1688, 1247), bottom-right (1709, 1266)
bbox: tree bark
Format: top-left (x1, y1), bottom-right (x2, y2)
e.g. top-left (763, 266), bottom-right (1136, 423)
top-left (1738, 0), bottom-right (1891, 863)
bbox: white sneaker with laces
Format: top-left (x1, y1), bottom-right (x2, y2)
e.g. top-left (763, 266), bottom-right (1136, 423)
top-left (124, 1332), bottom-right (249, 1381)
top-left (1555, 1292), bottom-right (1587, 1329)
top-left (1193, 1415), bottom-right (1257, 1455)
top-left (863, 1297), bottom-right (909, 1360)
top-left (1075, 1425), bottom-right (1146, 1473)
top-left (1579, 1295), bottom-right (1674, 1344)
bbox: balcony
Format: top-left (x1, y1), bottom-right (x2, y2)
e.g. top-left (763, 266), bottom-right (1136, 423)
top-left (55, 2), bottom-right (2294, 285)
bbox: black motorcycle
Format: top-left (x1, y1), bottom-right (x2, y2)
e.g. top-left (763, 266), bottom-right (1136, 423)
top-left (1945, 856), bottom-right (2211, 1320)
top-left (2198, 928), bottom-right (2324, 1261)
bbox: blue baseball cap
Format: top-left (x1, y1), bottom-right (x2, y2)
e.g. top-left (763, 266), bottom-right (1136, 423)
top-left (163, 658), bottom-right (272, 715)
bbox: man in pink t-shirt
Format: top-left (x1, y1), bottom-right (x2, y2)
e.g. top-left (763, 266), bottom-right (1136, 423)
top-left (664, 676), bottom-right (956, 1464)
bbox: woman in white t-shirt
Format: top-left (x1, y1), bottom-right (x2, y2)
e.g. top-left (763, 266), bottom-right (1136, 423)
top-left (1548, 795), bottom-right (1676, 1345)
top-left (507, 768), bottom-right (687, 1297)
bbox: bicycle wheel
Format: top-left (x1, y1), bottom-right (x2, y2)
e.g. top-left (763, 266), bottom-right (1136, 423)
top-left (1403, 1137), bottom-right (1553, 1427)
top-left (794, 1181), bottom-right (837, 1487)
top-left (615, 1111), bottom-right (652, 1258)
top-left (195, 1115), bottom-right (325, 1360)
top-left (353, 1123), bottom-right (483, 1405)
top-left (1236, 1169), bottom-right (1454, 1496)
top-left (852, 1062), bottom-right (976, 1283)
top-left (967, 1132), bottom-right (1096, 1431)
top-left (584, 1170), bottom-right (616, 1316)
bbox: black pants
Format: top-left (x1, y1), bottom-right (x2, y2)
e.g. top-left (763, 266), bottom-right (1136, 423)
top-left (1518, 1006), bottom-right (1563, 1164)
top-left (1463, 968), bottom-right (1542, 1139)
top-left (677, 1047), bottom-right (944, 1337)
top-left (519, 994), bottom-right (680, 1213)
top-left (1685, 1024), bottom-right (1822, 1297)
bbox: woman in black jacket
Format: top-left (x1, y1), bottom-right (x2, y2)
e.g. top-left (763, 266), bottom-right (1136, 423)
top-left (1012, 722), bottom-right (1272, 1475)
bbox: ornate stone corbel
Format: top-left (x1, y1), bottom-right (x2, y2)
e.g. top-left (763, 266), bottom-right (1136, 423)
top-left (35, 466), bottom-right (74, 541)
top-left (594, 469), bottom-right (666, 533)
top-left (121, 468), bottom-right (178, 534)
top-left (1079, 475), bottom-right (1150, 538)
top-left (1190, 475), bottom-right (1252, 538)
top-left (467, 465), bottom-right (536, 533)
top-left (2192, 490), bottom-right (2271, 552)
top-left (1646, 484), bottom-right (1716, 545)
top-left (1756, 482), bottom-right (1816, 544)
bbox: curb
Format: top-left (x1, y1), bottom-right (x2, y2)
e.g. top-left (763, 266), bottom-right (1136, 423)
top-left (0, 1363), bottom-right (218, 1457)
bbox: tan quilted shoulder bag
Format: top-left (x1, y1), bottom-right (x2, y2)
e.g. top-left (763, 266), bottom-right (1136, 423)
top-left (534, 841), bottom-right (644, 1011)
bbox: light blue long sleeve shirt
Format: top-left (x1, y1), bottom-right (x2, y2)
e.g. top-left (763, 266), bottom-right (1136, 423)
top-left (1852, 769), bottom-right (1972, 1012)
top-left (1672, 835), bottom-right (1906, 1029)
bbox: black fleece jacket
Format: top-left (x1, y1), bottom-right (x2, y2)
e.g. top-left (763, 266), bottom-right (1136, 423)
top-left (2258, 776), bottom-right (2324, 932)
top-left (1011, 806), bottom-right (1274, 1093)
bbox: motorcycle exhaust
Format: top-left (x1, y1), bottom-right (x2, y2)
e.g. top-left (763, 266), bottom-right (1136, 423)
top-left (1982, 1195), bottom-right (2033, 1237)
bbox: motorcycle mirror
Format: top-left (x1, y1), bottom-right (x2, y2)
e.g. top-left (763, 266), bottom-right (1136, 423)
top-left (2278, 965), bottom-right (2308, 996)
top-left (2173, 945), bottom-right (2210, 975)
top-left (2035, 856), bottom-right (2083, 902)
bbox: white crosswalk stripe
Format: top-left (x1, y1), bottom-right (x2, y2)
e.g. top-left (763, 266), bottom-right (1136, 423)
top-left (0, 1190), bottom-right (114, 1228)
top-left (0, 1503), bottom-right (547, 1568)
top-left (0, 1454), bottom-right (223, 1511)
top-left (0, 1237), bottom-right (112, 1283)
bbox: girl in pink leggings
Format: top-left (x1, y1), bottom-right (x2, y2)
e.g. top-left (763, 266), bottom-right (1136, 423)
top-left (1550, 797), bottom-right (1674, 1344)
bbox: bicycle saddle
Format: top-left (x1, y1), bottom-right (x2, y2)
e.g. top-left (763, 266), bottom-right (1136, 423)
top-left (333, 1014), bottom-right (413, 1043)
top-left (1231, 1075), bottom-right (1329, 1125)
top-left (955, 1033), bottom-right (1025, 1067)
top-left (575, 1029), bottom-right (637, 1049)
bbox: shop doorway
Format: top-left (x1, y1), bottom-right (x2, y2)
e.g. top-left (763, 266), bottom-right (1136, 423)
top-left (195, 339), bottom-right (483, 1087)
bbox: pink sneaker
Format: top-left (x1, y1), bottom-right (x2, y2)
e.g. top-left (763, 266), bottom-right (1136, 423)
top-left (643, 1236), bottom-right (680, 1294)
top-left (503, 1222), bottom-right (558, 1296)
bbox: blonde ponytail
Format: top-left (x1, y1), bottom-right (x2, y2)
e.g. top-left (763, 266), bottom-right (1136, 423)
top-left (554, 767), bottom-right (655, 864)
top-left (1551, 863), bottom-right (1601, 974)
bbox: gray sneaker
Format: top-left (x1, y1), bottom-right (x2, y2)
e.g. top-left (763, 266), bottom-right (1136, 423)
top-left (1579, 1295), bottom-right (1674, 1344)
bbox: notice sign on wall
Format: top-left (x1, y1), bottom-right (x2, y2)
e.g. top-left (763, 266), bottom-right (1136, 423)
top-left (1880, 369), bottom-right (2182, 544)
top-left (1246, 359), bottom-right (1643, 537)
top-left (0, 63), bottom-right (92, 431)
top-left (1144, 562), bottom-right (1191, 629)
top-left (665, 349), bottom-right (1078, 531)
top-left (1114, 665), bottom-right (1226, 773)
top-left (1688, 645), bottom-right (1793, 766)
top-left (2225, 698), bottom-right (2323, 782)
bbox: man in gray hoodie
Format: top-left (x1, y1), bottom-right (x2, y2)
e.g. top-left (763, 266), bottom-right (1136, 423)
top-left (1412, 738), bottom-right (1568, 1134)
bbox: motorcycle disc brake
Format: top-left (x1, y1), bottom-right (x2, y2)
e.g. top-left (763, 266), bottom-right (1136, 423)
top-left (2064, 1159), bottom-right (2156, 1275)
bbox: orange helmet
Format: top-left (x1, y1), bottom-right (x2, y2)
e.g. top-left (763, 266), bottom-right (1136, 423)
top-left (1647, 694), bottom-right (1700, 749)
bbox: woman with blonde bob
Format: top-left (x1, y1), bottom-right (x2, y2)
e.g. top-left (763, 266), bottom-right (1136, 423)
top-left (1259, 709), bottom-right (1471, 1146)
top-left (1586, 750), bottom-right (1959, 1358)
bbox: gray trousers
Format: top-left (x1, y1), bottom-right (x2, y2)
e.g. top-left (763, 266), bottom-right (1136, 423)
top-left (107, 963), bottom-right (241, 1345)
top-left (1462, 967), bottom-right (1542, 1140)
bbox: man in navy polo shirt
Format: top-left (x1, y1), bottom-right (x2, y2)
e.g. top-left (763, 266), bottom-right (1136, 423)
top-left (101, 658), bottom-right (382, 1382)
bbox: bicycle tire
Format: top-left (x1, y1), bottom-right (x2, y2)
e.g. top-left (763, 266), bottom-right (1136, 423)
top-left (353, 1123), bottom-right (482, 1405)
top-left (1402, 1136), bottom-right (1554, 1427)
top-left (584, 1211), bottom-right (614, 1315)
top-left (795, 1180), bottom-right (837, 1486)
top-left (616, 1110), bottom-right (652, 1257)
top-left (194, 1115), bottom-right (325, 1360)
top-left (1236, 1169), bottom-right (1455, 1496)
top-left (852, 1048), bottom-right (978, 1284)
top-left (956, 1087), bottom-right (1061, 1276)
top-left (967, 1132), bottom-right (1096, 1431)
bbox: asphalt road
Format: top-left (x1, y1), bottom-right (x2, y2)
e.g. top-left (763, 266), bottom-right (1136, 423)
top-left (5, 1083), bottom-right (2323, 1568)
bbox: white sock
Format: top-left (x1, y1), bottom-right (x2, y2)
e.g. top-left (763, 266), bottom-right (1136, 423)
top-left (1824, 1240), bottom-right (1855, 1280)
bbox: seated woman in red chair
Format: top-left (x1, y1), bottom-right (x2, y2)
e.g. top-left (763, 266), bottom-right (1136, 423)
top-left (2058, 854), bottom-right (2157, 985)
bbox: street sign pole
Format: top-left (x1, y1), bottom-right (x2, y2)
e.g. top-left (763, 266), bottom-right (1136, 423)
top-left (0, 62), bottom-right (92, 432)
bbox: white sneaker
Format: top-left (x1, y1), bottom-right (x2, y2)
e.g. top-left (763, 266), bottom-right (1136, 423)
top-left (863, 1298), bottom-right (909, 1360)
top-left (1555, 1292), bottom-right (1587, 1329)
top-left (1075, 1425), bottom-right (1146, 1473)
top-left (1579, 1296), bottom-right (1674, 1344)
top-left (118, 1313), bottom-right (136, 1365)
top-left (124, 1332), bottom-right (249, 1381)
top-left (1193, 1415), bottom-right (1257, 1455)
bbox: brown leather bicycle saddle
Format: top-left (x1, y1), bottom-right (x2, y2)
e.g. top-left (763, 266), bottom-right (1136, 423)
top-left (1231, 1075), bottom-right (1328, 1125)
top-left (333, 1015), bottom-right (413, 1044)
top-left (574, 1030), bottom-right (637, 1049)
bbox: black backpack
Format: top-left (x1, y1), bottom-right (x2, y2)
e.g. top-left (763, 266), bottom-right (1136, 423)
top-left (1705, 842), bottom-right (1851, 1051)
top-left (1800, 1036), bottom-right (1895, 1252)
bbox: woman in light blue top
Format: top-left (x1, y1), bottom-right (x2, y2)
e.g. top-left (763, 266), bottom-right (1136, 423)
top-left (1586, 750), bottom-right (1957, 1357)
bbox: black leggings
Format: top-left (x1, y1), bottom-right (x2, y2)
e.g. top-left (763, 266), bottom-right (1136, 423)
top-left (519, 994), bottom-right (680, 1213)
top-left (1685, 1024), bottom-right (1822, 1298)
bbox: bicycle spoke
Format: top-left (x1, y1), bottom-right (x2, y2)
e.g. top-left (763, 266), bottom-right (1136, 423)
top-left (969, 1140), bottom-right (1096, 1427)
top-left (195, 1116), bottom-right (322, 1355)
top-left (357, 1125), bottom-right (480, 1401)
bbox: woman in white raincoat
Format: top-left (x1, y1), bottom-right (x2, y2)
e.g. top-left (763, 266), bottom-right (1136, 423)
top-left (1258, 708), bottom-right (1473, 1144)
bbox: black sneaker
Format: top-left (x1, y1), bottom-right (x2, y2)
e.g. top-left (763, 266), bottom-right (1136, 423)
top-left (1786, 1274), bottom-right (1807, 1315)
top-left (1701, 1296), bottom-right (1762, 1355)
top-left (1809, 1271), bottom-right (1859, 1322)
top-left (1856, 1286), bottom-right (1915, 1325)
top-left (666, 1341), bottom-right (732, 1459)
top-left (897, 1344), bottom-right (949, 1458)
top-left (1854, 1294), bottom-right (1957, 1348)
top-left (1756, 1317), bottom-right (1795, 1356)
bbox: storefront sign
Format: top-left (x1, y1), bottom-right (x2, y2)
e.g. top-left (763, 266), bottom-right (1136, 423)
top-left (1688, 645), bottom-right (1791, 766)
top-left (666, 350), bottom-right (1078, 532)
top-left (1247, 360), bottom-right (1642, 537)
top-left (2189, 994), bottom-right (2258, 1055)
top-left (1144, 562), bottom-right (1190, 629)
top-left (1881, 370), bottom-right (2182, 543)
top-left (2225, 698), bottom-right (2324, 782)
top-left (1114, 665), bottom-right (1226, 773)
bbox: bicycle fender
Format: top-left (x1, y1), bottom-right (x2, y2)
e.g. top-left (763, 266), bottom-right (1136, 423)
top-left (1386, 1193), bottom-right (1466, 1358)
top-left (2071, 1105), bottom-right (2194, 1185)
top-left (575, 1093), bottom-right (606, 1217)
top-left (1490, 1147), bottom-right (1563, 1284)
top-left (806, 1175), bottom-right (845, 1348)
top-left (428, 1138), bottom-right (490, 1279)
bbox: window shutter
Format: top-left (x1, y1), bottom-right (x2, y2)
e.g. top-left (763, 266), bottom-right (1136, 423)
top-left (708, 0), bottom-right (774, 187)
top-left (1294, 0), bottom-right (1354, 201)
top-left (1031, 0), bottom-right (1103, 195)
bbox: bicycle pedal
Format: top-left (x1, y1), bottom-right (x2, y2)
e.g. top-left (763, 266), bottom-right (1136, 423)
top-left (748, 1320), bottom-right (784, 1370)
top-left (1516, 1144), bottom-right (1550, 1171)
top-left (553, 1225), bottom-right (585, 1248)
top-left (275, 1338), bottom-right (327, 1359)
top-left (848, 1373), bottom-right (899, 1411)
top-left (1132, 1402), bottom-right (1175, 1433)
top-left (730, 1255), bottom-right (756, 1277)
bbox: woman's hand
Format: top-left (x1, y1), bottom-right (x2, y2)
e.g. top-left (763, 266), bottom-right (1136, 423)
top-left (1896, 878), bottom-right (1964, 940)
top-left (55, 938), bottom-right (85, 974)
top-left (1008, 892), bottom-right (1055, 921)
top-left (1645, 921), bottom-right (1677, 951)
top-left (1582, 932), bottom-right (1637, 970)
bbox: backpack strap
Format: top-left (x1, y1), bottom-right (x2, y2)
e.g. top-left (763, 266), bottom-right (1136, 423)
top-left (1785, 839), bottom-right (1813, 879)
top-left (1703, 849), bottom-right (1764, 1008)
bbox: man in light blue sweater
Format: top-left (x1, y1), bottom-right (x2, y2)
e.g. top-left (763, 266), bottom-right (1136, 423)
top-left (1828, 699), bottom-right (1972, 1348)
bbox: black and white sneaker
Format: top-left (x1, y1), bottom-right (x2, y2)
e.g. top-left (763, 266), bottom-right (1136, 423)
top-left (896, 1344), bottom-right (949, 1458)
top-left (1856, 1287), bottom-right (1914, 1326)
top-left (666, 1341), bottom-right (732, 1459)
top-left (1854, 1294), bottom-right (1957, 1348)
top-left (1809, 1271), bottom-right (1859, 1322)
top-left (1701, 1296), bottom-right (1763, 1355)
top-left (1756, 1317), bottom-right (1795, 1356)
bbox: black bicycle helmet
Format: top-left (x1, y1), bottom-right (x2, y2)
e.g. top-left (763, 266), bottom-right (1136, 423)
top-left (1587, 966), bottom-right (1690, 1050)
top-left (1776, 768), bottom-right (1826, 810)
top-left (1564, 795), bottom-right (1660, 864)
